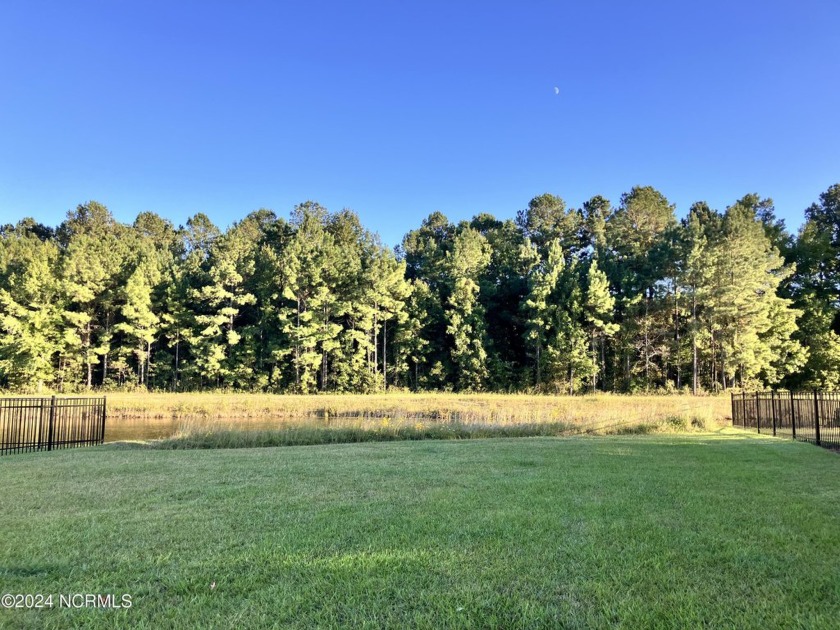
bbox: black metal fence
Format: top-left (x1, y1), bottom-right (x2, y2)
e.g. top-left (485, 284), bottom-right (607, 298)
top-left (0, 396), bottom-right (106, 455)
top-left (731, 391), bottom-right (840, 449)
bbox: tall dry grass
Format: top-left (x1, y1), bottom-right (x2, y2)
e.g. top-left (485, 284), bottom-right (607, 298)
top-left (81, 392), bottom-right (733, 448)
top-left (105, 391), bottom-right (730, 425)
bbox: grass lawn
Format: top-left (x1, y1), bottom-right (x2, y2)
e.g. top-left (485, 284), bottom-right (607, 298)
top-left (1, 429), bottom-right (838, 628)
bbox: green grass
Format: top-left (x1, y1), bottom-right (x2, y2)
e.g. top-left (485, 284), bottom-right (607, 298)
top-left (1, 429), bottom-right (839, 628)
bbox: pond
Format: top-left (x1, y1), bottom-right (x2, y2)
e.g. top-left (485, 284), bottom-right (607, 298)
top-left (103, 417), bottom-right (303, 442)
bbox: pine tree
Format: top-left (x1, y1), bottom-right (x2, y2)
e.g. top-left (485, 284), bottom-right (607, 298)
top-left (0, 187), bottom-right (832, 395)
top-left (394, 279), bottom-right (429, 390)
top-left (444, 228), bottom-right (491, 391)
top-left (516, 193), bottom-right (583, 257)
top-left (584, 256), bottom-right (617, 391)
top-left (58, 203), bottom-right (128, 389)
top-left (605, 186), bottom-right (677, 390)
top-left (400, 212), bottom-right (455, 389)
top-left (114, 258), bottom-right (161, 387)
top-left (788, 185), bottom-right (840, 388)
top-left (714, 198), bottom-right (805, 388)
top-left (471, 215), bottom-right (529, 389)
top-left (521, 238), bottom-right (561, 388)
top-left (277, 203), bottom-right (338, 393)
top-left (0, 225), bottom-right (62, 391)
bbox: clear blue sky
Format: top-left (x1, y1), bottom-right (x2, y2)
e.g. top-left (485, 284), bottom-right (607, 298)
top-left (1, 1), bottom-right (838, 246)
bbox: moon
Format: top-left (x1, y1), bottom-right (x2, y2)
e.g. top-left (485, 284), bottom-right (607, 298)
top-left (554, 87), bottom-right (559, 95)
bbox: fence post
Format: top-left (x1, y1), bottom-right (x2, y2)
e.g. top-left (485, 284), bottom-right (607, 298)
top-left (771, 390), bottom-right (777, 436)
top-left (814, 390), bottom-right (821, 446)
top-left (730, 392), bottom-right (735, 426)
top-left (755, 392), bottom-right (761, 434)
top-left (99, 397), bottom-right (106, 444)
top-left (46, 395), bottom-right (56, 452)
top-left (38, 398), bottom-right (47, 451)
top-left (790, 391), bottom-right (796, 440)
top-left (742, 392), bottom-right (747, 427)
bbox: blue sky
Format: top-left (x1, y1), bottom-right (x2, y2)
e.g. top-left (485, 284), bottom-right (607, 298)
top-left (1, 1), bottom-right (838, 246)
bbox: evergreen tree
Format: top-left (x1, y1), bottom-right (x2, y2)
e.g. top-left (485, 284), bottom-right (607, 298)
top-left (58, 202), bottom-right (128, 389)
top-left (395, 279), bottom-right (430, 390)
top-left (114, 259), bottom-right (160, 387)
top-left (714, 198), bottom-right (805, 388)
top-left (521, 238), bottom-right (560, 388)
top-left (277, 203), bottom-right (338, 393)
top-left (444, 228), bottom-right (491, 391)
top-left (605, 186), bottom-right (677, 390)
top-left (472, 215), bottom-right (529, 389)
top-left (400, 212), bottom-right (455, 389)
top-left (0, 225), bottom-right (62, 391)
top-left (516, 193), bottom-right (583, 257)
top-left (584, 256), bottom-right (617, 391)
top-left (0, 186), bottom-right (833, 395)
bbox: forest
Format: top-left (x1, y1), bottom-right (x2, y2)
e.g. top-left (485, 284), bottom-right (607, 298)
top-left (1, 184), bottom-right (839, 394)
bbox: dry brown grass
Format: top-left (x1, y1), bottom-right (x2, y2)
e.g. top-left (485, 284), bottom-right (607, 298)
top-left (104, 391), bottom-right (731, 427)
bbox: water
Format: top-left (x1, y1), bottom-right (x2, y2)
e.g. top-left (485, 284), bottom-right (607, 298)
top-left (104, 418), bottom-right (180, 442)
top-left (103, 417), bottom-right (292, 442)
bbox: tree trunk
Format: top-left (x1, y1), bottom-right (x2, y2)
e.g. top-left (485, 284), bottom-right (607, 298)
top-left (644, 288), bottom-right (650, 391)
top-left (710, 326), bottom-right (716, 390)
top-left (674, 285), bottom-right (680, 389)
top-left (101, 311), bottom-right (112, 388)
top-left (373, 303), bottom-right (378, 382)
top-left (383, 317), bottom-right (388, 391)
top-left (321, 306), bottom-right (328, 392)
top-left (174, 336), bottom-right (180, 392)
top-left (295, 298), bottom-right (301, 391)
top-left (625, 350), bottom-right (630, 391)
top-left (86, 321), bottom-right (93, 390)
top-left (58, 355), bottom-right (65, 393)
top-left (691, 290), bottom-right (697, 395)
top-left (601, 336), bottom-right (606, 391)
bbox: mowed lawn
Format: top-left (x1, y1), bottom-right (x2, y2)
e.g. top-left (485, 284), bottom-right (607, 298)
top-left (1, 430), bottom-right (839, 628)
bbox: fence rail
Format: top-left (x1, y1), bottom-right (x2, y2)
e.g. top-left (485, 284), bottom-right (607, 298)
top-left (731, 391), bottom-right (840, 449)
top-left (0, 397), bottom-right (106, 455)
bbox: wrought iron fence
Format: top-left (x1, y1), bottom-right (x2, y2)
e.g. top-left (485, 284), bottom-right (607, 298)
top-left (731, 391), bottom-right (840, 449)
top-left (0, 396), bottom-right (106, 455)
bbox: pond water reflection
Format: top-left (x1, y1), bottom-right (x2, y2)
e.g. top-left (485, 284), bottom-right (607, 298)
top-left (104, 417), bottom-right (295, 442)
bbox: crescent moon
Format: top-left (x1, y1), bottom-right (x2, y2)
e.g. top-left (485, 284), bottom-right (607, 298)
top-left (554, 87), bottom-right (559, 95)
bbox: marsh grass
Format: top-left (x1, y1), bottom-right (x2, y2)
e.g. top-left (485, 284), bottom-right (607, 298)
top-left (141, 401), bottom-right (726, 449)
top-left (157, 421), bottom-right (578, 449)
top-left (0, 391), bottom-right (729, 446)
top-left (105, 391), bottom-right (730, 422)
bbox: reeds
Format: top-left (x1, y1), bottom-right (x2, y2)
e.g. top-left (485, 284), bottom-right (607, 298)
top-left (106, 391), bottom-right (730, 425)
top-left (141, 396), bottom-right (729, 449)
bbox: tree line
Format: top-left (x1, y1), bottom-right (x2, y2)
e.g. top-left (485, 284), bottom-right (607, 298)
top-left (1, 184), bottom-right (839, 394)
